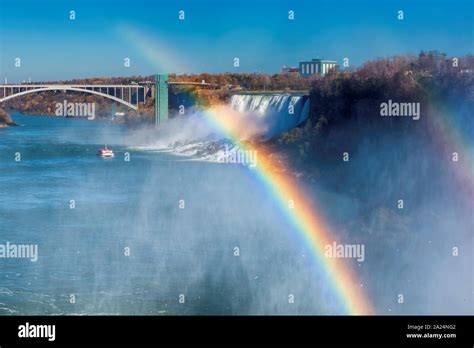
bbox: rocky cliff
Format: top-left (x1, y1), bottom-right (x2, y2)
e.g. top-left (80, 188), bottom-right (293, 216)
top-left (0, 108), bottom-right (16, 127)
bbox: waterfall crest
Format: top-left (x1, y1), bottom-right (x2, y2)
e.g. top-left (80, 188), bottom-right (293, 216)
top-left (229, 94), bottom-right (310, 139)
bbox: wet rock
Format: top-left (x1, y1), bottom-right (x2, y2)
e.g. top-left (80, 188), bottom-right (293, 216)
top-left (0, 108), bottom-right (17, 127)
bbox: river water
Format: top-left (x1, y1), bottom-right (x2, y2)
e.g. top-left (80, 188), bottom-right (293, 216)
top-left (0, 113), bottom-right (347, 315)
top-left (1, 111), bottom-right (471, 315)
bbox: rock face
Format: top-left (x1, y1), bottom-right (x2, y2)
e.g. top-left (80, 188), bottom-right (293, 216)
top-left (0, 108), bottom-right (16, 127)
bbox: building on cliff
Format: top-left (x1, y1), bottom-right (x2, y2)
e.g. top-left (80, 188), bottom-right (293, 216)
top-left (299, 58), bottom-right (337, 77)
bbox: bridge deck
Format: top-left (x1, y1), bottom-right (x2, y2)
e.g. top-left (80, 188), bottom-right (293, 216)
top-left (0, 84), bottom-right (144, 88)
top-left (0, 77), bottom-right (217, 123)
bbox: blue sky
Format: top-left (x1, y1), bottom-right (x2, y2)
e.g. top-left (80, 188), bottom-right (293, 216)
top-left (0, 0), bottom-right (473, 82)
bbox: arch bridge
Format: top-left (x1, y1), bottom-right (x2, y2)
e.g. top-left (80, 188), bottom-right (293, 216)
top-left (0, 74), bottom-right (217, 126)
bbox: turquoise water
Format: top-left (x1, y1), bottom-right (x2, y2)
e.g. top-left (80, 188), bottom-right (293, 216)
top-left (1, 114), bottom-right (471, 315)
top-left (0, 114), bottom-right (342, 315)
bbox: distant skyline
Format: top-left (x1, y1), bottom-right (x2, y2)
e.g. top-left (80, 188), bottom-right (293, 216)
top-left (1, 0), bottom-right (473, 82)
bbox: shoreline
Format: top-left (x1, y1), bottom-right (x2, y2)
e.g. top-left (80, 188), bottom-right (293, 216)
top-left (0, 108), bottom-right (17, 127)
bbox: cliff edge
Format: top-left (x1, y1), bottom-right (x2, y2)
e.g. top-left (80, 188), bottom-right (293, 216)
top-left (0, 108), bottom-right (16, 127)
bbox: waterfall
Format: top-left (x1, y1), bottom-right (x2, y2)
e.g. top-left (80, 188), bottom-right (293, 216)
top-left (229, 94), bottom-right (310, 139)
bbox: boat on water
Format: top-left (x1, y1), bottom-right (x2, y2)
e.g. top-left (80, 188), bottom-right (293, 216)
top-left (97, 146), bottom-right (115, 158)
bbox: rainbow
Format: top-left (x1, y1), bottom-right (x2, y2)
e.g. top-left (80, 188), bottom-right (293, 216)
top-left (196, 106), bottom-right (373, 315)
top-left (424, 102), bottom-right (474, 203)
top-left (117, 26), bottom-right (373, 314)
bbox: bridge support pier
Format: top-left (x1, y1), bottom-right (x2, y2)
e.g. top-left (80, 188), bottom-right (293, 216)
top-left (155, 74), bottom-right (168, 127)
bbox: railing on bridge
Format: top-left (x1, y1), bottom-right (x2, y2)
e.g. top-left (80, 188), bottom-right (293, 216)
top-left (0, 74), bottom-right (219, 126)
top-left (0, 84), bottom-right (150, 110)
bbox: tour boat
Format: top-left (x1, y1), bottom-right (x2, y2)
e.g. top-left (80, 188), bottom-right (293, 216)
top-left (97, 146), bottom-right (115, 158)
